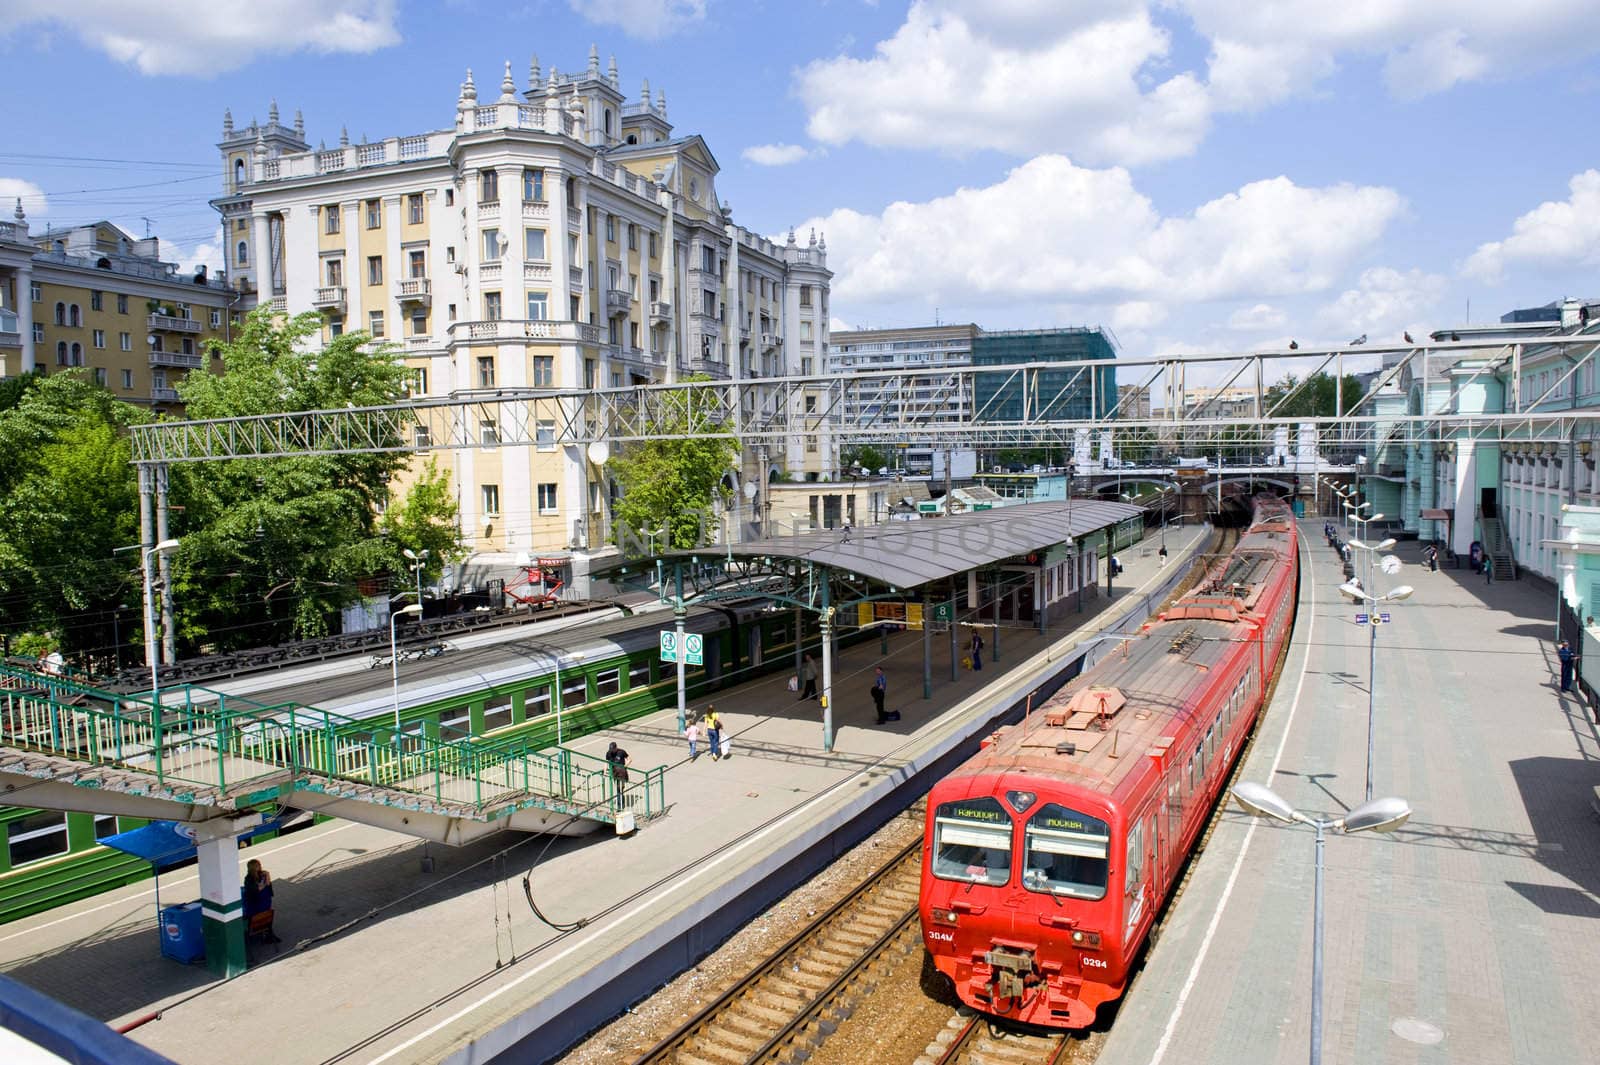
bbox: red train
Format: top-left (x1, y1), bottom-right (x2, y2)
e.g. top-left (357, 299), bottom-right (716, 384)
top-left (919, 497), bottom-right (1298, 1028)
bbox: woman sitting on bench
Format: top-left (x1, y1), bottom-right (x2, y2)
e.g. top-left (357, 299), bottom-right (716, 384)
top-left (243, 858), bottom-right (281, 943)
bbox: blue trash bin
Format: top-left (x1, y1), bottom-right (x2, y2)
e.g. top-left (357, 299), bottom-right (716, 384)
top-left (1292, 499), bottom-right (1306, 517)
top-left (160, 902), bottom-right (204, 965)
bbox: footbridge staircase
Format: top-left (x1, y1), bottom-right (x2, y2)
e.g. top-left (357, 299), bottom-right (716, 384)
top-left (0, 664), bottom-right (664, 844)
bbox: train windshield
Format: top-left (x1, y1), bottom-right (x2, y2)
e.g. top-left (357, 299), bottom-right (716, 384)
top-left (931, 797), bottom-right (1013, 886)
top-left (1022, 804), bottom-right (1111, 900)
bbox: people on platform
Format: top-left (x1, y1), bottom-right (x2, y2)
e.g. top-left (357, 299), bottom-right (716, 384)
top-left (1423, 544), bottom-right (1439, 572)
top-left (872, 667), bottom-right (895, 724)
top-left (800, 654), bottom-right (818, 701)
top-left (1484, 557), bottom-right (1494, 584)
top-left (970, 631), bottom-right (984, 671)
top-left (704, 706), bottom-right (723, 760)
top-left (683, 716), bottom-right (701, 761)
top-left (1558, 640), bottom-right (1576, 693)
top-left (1469, 541), bottom-right (1483, 573)
top-left (605, 741), bottom-right (630, 789)
top-left (243, 858), bottom-right (280, 943)
top-left (1159, 544), bottom-right (1169, 567)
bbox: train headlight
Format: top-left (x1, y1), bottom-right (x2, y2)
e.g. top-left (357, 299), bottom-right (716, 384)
top-left (1005, 790), bottom-right (1037, 813)
top-left (1070, 929), bottom-right (1102, 949)
top-left (931, 908), bottom-right (960, 926)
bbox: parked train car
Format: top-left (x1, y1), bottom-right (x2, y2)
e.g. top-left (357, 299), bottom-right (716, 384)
top-left (919, 497), bottom-right (1297, 1028)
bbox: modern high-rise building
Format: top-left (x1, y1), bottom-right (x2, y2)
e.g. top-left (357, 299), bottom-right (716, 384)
top-left (827, 323), bottom-right (978, 474)
top-left (211, 48), bottom-right (830, 569)
top-left (971, 326), bottom-right (1119, 422)
top-left (0, 207), bottom-right (235, 404)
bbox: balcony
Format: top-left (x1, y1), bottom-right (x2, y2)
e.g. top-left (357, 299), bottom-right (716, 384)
top-left (605, 288), bottom-right (633, 317)
top-left (761, 332), bottom-right (781, 352)
top-left (479, 262), bottom-right (503, 282)
top-left (149, 350), bottom-right (203, 369)
top-left (148, 313), bottom-right (202, 334)
top-left (312, 286), bottom-right (347, 312)
top-left (477, 201), bottom-right (501, 221)
top-left (266, 296), bottom-right (288, 314)
top-left (150, 387), bottom-right (180, 404)
top-left (649, 300), bottom-right (672, 325)
top-left (567, 207), bottom-right (581, 230)
top-left (395, 277), bottom-right (432, 304)
top-left (0, 331), bottom-right (21, 349)
top-left (522, 200), bottom-right (550, 221)
top-left (524, 262), bottom-right (552, 283)
top-left (569, 266), bottom-right (583, 288)
top-left (449, 319), bottom-right (602, 344)
top-left (603, 343), bottom-right (662, 371)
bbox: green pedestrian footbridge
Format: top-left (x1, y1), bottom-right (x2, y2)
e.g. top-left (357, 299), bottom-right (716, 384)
top-left (0, 663), bottom-right (665, 844)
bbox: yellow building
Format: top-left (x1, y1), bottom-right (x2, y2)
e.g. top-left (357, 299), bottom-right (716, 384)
top-left (0, 206), bottom-right (234, 404)
top-left (212, 51), bottom-right (832, 580)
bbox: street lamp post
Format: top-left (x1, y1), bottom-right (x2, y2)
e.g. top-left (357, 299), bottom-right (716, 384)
top-left (401, 547), bottom-right (429, 607)
top-left (1230, 782), bottom-right (1412, 1065)
top-left (1339, 571), bottom-right (1411, 802)
top-left (389, 603), bottom-right (423, 754)
top-left (139, 538), bottom-right (181, 710)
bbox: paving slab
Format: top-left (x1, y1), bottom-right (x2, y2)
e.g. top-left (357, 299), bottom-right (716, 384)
top-left (0, 525), bottom-right (1210, 1065)
top-left (1097, 522), bottom-right (1600, 1065)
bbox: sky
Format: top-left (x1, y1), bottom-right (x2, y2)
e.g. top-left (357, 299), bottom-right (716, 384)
top-left (5, 0), bottom-right (1600, 365)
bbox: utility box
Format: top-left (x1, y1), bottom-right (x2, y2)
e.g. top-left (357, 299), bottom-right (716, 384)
top-left (160, 901), bottom-right (204, 965)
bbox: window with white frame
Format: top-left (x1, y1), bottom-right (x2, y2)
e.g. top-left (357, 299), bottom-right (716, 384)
top-left (366, 256), bottom-right (383, 286)
top-left (533, 356), bottom-right (554, 386)
top-left (92, 329), bottom-right (105, 348)
top-left (538, 482), bottom-right (558, 513)
top-left (482, 228), bottom-right (502, 260)
top-left (93, 367), bottom-right (107, 386)
top-left (537, 419), bottom-right (556, 450)
top-left (90, 290), bottom-right (103, 311)
top-left (407, 193), bottom-right (424, 224)
top-left (365, 199), bottom-right (381, 228)
top-left (368, 310), bottom-right (384, 337)
top-left (121, 369), bottom-right (133, 388)
top-left (410, 309), bottom-right (427, 336)
top-left (117, 293), bottom-right (128, 314)
top-left (408, 249), bottom-right (427, 278)
top-left (524, 228), bottom-right (547, 260)
top-left (522, 168), bottom-right (544, 202)
top-left (484, 292), bottom-right (502, 320)
top-left (526, 291), bottom-right (549, 320)
top-left (326, 206), bottom-right (341, 233)
top-left (477, 356), bottom-right (495, 388)
top-left (119, 332), bottom-right (131, 351)
top-left (6, 810), bottom-right (69, 865)
top-left (480, 170), bottom-right (499, 203)
top-left (480, 419), bottom-right (499, 445)
top-left (482, 483), bottom-right (500, 515)
top-left (605, 215), bottom-right (616, 243)
top-left (210, 310), bottom-right (221, 328)
top-left (326, 259), bottom-right (343, 287)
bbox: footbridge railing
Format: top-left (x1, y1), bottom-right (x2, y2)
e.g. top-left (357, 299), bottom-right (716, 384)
top-left (0, 663), bottom-right (664, 825)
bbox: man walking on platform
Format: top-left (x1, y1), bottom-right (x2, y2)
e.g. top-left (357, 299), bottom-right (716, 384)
top-left (1558, 640), bottom-right (1576, 693)
top-left (800, 654), bottom-right (817, 701)
top-left (871, 667), bottom-right (890, 723)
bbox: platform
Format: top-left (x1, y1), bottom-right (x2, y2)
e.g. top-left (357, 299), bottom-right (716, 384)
top-left (1096, 523), bottom-right (1600, 1065)
top-left (0, 527), bottom-right (1210, 1065)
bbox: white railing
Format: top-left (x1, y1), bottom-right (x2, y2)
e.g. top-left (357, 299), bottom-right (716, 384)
top-left (266, 296), bottom-right (288, 313)
top-left (569, 266), bottom-right (583, 287)
top-left (262, 160), bottom-right (280, 180)
top-left (147, 313), bottom-right (202, 333)
top-left (474, 106), bottom-right (498, 127)
top-left (477, 201), bottom-right (500, 220)
top-left (517, 105), bottom-right (546, 127)
top-left (150, 387), bottom-right (180, 403)
top-left (395, 278), bottom-right (431, 301)
top-left (451, 319), bottom-right (601, 344)
top-left (149, 351), bottom-right (203, 369)
top-left (522, 201), bottom-right (550, 221)
top-left (650, 300), bottom-right (672, 321)
top-left (405, 336), bottom-right (436, 350)
top-left (567, 207), bottom-right (581, 229)
top-left (399, 136), bottom-right (430, 160)
top-left (312, 286), bottom-right (346, 308)
top-left (0, 331), bottom-right (20, 349)
top-left (524, 262), bottom-right (552, 282)
top-left (479, 262), bottom-right (502, 282)
top-left (317, 150), bottom-right (347, 172)
top-left (605, 289), bottom-right (632, 315)
top-left (358, 143), bottom-right (386, 166)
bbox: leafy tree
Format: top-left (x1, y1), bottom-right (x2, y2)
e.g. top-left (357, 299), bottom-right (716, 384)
top-left (609, 375), bottom-right (740, 551)
top-left (841, 444), bottom-right (890, 473)
top-left (0, 372), bottom-right (144, 663)
top-left (1264, 372), bottom-right (1363, 418)
top-left (379, 458), bottom-right (462, 589)
top-left (168, 308), bottom-right (415, 646)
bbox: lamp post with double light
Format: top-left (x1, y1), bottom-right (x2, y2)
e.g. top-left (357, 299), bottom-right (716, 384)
top-left (1339, 573), bottom-right (1412, 802)
top-left (401, 547), bottom-right (429, 608)
top-left (389, 603), bottom-right (423, 758)
top-left (1230, 783), bottom-right (1412, 1065)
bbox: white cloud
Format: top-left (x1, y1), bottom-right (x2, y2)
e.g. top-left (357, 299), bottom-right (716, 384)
top-left (0, 178), bottom-right (47, 218)
top-left (806, 154), bottom-right (1405, 317)
top-left (798, 1), bottom-right (1212, 166)
top-left (742, 143), bottom-right (813, 167)
top-left (1314, 267), bottom-right (1447, 338)
top-left (0, 1), bottom-right (401, 76)
top-left (170, 239), bottom-right (224, 277)
top-left (1228, 303), bottom-right (1286, 331)
top-left (572, 0), bottom-right (706, 40)
top-left (1463, 170), bottom-right (1600, 283)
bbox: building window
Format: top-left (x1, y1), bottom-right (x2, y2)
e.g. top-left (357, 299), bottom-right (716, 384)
top-left (533, 356), bottom-right (554, 386)
top-left (210, 310), bottom-right (221, 328)
top-left (90, 290), bottom-right (103, 311)
top-left (69, 342), bottom-right (83, 366)
top-left (526, 291), bottom-right (549, 320)
top-left (445, 188), bottom-right (454, 206)
top-left (116, 293), bottom-right (128, 314)
top-left (407, 193), bottom-right (424, 224)
top-left (628, 224), bottom-right (638, 251)
top-left (480, 420), bottom-right (499, 445)
top-left (366, 256), bottom-right (383, 286)
top-left (800, 285), bottom-right (812, 307)
top-left (408, 249), bottom-right (426, 278)
top-left (368, 310), bottom-right (384, 337)
top-left (326, 206), bottom-right (341, 234)
top-left (522, 168), bottom-right (544, 203)
top-left (702, 289), bottom-right (716, 317)
top-left (92, 329), bottom-right (105, 348)
top-left (30, 283), bottom-right (40, 302)
top-left (365, 199), bottom-right (381, 228)
top-left (648, 232), bottom-right (659, 258)
top-left (447, 302), bottom-right (457, 322)
top-left (482, 228), bottom-right (502, 260)
top-left (94, 367), bottom-right (107, 386)
top-left (605, 215), bottom-right (616, 243)
top-left (54, 302), bottom-right (65, 326)
top-left (584, 359), bottom-right (596, 389)
top-left (408, 367), bottom-right (428, 395)
top-left (121, 369), bottom-right (133, 388)
top-left (480, 170), bottom-right (499, 203)
top-left (32, 323), bottom-right (43, 342)
top-left (482, 484), bottom-right (500, 515)
top-left (410, 309), bottom-right (427, 336)
top-left (326, 259), bottom-right (343, 287)
top-left (329, 317), bottom-right (344, 338)
top-left (237, 241), bottom-right (248, 265)
top-left (484, 292), bottom-right (502, 321)
top-left (537, 418), bottom-right (555, 450)
top-left (55, 341), bottom-right (67, 365)
top-left (477, 356), bottom-right (495, 388)
top-left (119, 331), bottom-right (131, 351)
top-left (538, 483), bottom-right (558, 513)
top-left (608, 318), bottom-right (620, 344)
top-left (524, 228), bottom-right (547, 260)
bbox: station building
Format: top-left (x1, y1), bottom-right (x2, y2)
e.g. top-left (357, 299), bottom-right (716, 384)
top-left (0, 210), bottom-right (233, 405)
top-left (210, 48), bottom-right (832, 563)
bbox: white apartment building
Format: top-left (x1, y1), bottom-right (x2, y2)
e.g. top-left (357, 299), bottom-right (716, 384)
top-left (827, 324), bottom-right (978, 474)
top-left (212, 48), bottom-right (830, 569)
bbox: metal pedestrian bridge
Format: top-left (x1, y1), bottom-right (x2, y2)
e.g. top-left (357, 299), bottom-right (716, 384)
top-left (0, 663), bottom-right (661, 844)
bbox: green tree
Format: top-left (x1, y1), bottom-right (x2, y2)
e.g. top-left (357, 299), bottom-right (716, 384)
top-left (0, 372), bottom-right (144, 663)
top-left (378, 458), bottom-right (463, 589)
top-left (609, 376), bottom-right (740, 551)
top-left (169, 308), bottom-right (414, 646)
top-left (841, 444), bottom-right (890, 474)
top-left (1264, 372), bottom-right (1363, 418)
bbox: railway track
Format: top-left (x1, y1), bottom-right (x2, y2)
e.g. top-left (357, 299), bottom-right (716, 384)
top-left (918, 1014), bottom-right (1073, 1065)
top-left (633, 837), bottom-right (926, 1065)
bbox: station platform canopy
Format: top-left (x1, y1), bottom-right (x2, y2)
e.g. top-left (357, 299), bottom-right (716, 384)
top-left (665, 499), bottom-right (1144, 592)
